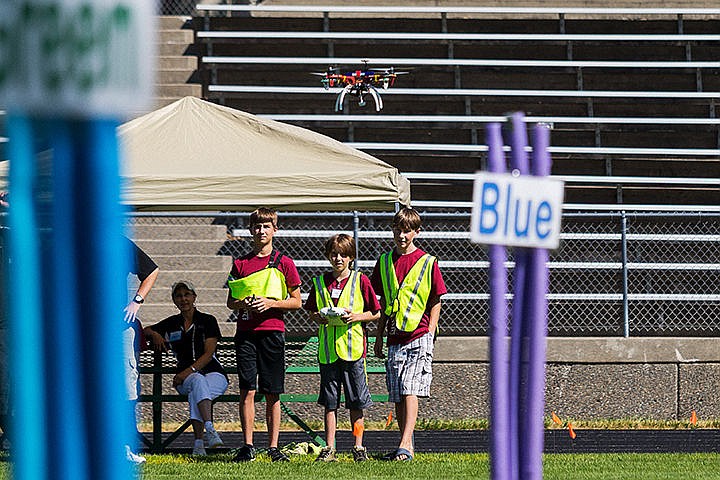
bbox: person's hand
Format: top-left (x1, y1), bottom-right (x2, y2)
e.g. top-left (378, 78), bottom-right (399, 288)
top-left (148, 332), bottom-right (168, 353)
top-left (173, 370), bottom-right (191, 387)
top-left (342, 309), bottom-right (359, 324)
top-left (373, 338), bottom-right (385, 359)
top-left (248, 295), bottom-right (274, 313)
top-left (124, 301), bottom-right (141, 323)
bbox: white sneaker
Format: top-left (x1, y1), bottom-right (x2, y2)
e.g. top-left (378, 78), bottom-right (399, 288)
top-left (125, 445), bottom-right (146, 465)
top-left (192, 442), bottom-right (207, 456)
top-left (204, 428), bottom-right (224, 449)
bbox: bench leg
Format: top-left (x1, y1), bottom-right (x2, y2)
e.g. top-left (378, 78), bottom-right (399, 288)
top-left (162, 419), bottom-right (193, 451)
top-left (280, 402), bottom-right (325, 447)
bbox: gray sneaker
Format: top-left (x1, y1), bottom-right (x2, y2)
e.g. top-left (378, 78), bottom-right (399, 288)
top-left (204, 428), bottom-right (224, 449)
top-left (315, 446), bottom-right (337, 462)
top-left (352, 445), bottom-right (369, 462)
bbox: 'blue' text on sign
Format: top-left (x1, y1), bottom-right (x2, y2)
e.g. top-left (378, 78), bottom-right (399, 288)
top-left (470, 172), bottom-right (564, 249)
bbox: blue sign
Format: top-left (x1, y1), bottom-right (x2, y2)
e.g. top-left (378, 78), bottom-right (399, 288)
top-left (470, 172), bottom-right (564, 248)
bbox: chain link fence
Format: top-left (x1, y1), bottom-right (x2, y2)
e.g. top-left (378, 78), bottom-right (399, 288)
top-left (0, 210), bottom-right (716, 337)
top-left (158, 0), bottom-right (250, 16)
top-left (126, 210), bottom-right (720, 337)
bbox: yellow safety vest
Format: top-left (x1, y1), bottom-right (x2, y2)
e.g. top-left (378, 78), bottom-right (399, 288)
top-left (228, 251), bottom-right (288, 300)
top-left (379, 251), bottom-right (435, 332)
top-left (314, 271), bottom-right (366, 364)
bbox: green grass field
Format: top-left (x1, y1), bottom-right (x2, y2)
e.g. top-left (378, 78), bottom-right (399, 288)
top-left (138, 452), bottom-right (720, 479)
top-left (4, 452), bottom-right (714, 479)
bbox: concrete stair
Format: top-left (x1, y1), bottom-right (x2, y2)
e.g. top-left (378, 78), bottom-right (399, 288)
top-left (153, 15), bottom-right (201, 111)
top-left (130, 220), bottom-right (238, 335)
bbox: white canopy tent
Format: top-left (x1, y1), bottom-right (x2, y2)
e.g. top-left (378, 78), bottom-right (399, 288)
top-left (117, 96), bottom-right (410, 211)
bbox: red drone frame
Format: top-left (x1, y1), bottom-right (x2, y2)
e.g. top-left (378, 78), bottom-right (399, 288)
top-left (313, 61), bottom-right (408, 112)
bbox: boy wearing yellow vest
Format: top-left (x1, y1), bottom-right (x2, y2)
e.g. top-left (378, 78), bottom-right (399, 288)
top-left (226, 207), bottom-right (302, 463)
top-left (371, 208), bottom-right (446, 462)
top-left (304, 234), bottom-right (381, 462)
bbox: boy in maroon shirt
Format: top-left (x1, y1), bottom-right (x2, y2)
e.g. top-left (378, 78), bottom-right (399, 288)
top-left (227, 207), bottom-right (302, 462)
top-left (371, 207), bottom-right (446, 461)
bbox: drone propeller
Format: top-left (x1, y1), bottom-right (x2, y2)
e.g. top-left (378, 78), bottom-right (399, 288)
top-left (311, 66), bottom-right (341, 76)
top-left (376, 67), bottom-right (411, 75)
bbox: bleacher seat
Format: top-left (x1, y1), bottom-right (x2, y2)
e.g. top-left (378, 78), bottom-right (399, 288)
top-left (193, 4), bottom-right (720, 211)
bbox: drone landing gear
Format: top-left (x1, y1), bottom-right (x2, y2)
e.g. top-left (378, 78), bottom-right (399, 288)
top-left (367, 86), bottom-right (383, 111)
top-left (335, 85), bottom-right (384, 112)
top-left (335, 85), bottom-right (351, 112)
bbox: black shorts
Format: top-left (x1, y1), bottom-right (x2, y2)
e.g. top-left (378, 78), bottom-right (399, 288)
top-left (234, 330), bottom-right (285, 394)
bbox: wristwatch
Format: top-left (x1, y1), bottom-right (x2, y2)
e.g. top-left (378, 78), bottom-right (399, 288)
top-left (132, 294), bottom-right (145, 304)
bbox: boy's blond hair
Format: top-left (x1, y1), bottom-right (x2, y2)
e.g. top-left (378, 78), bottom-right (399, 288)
top-left (392, 207), bottom-right (421, 231)
top-left (249, 206), bottom-right (278, 228)
top-left (324, 233), bottom-right (356, 259)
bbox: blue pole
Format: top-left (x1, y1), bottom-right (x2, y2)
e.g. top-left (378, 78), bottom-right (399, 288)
top-left (75, 118), bottom-right (134, 480)
top-left (486, 123), bottom-right (511, 480)
top-left (44, 119), bottom-right (90, 479)
top-left (507, 112), bottom-right (530, 480)
top-left (7, 114), bottom-right (48, 480)
top-left (521, 124), bottom-right (552, 480)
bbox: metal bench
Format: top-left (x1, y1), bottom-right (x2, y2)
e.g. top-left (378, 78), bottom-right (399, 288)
top-left (138, 335), bottom-right (387, 452)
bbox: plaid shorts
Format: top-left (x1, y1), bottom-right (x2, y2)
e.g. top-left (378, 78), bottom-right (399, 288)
top-left (385, 332), bottom-right (434, 403)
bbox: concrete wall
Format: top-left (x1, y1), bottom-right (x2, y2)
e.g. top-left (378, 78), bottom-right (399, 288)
top-left (139, 337), bottom-right (720, 426)
top-left (430, 337), bottom-right (720, 420)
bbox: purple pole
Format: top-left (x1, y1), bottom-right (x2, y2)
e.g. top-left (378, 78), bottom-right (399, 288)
top-left (486, 123), bottom-right (511, 480)
top-left (507, 112), bottom-right (529, 480)
top-left (521, 124), bottom-right (552, 479)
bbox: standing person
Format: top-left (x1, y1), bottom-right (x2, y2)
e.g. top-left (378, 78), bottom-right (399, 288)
top-left (226, 207), bottom-right (302, 463)
top-left (304, 234), bottom-right (380, 463)
top-left (371, 207), bottom-right (446, 462)
top-left (144, 281), bottom-right (228, 456)
top-left (123, 237), bottom-right (159, 465)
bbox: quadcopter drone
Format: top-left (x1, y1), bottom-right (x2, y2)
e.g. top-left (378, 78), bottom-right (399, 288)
top-left (312, 61), bottom-right (408, 112)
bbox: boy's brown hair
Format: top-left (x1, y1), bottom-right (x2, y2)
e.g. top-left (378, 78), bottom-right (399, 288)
top-left (392, 207), bottom-right (421, 231)
top-left (324, 233), bottom-right (356, 259)
top-left (249, 206), bottom-right (278, 228)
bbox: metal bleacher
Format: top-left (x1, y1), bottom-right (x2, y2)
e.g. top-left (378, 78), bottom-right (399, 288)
top-left (194, 4), bottom-right (720, 212)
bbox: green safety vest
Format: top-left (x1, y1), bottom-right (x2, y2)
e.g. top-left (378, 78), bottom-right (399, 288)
top-left (314, 271), bottom-right (366, 364)
top-left (379, 251), bottom-right (435, 332)
top-left (228, 251), bottom-right (288, 300)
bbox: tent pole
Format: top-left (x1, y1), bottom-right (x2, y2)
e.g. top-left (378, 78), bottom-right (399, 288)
top-left (353, 210), bottom-right (360, 268)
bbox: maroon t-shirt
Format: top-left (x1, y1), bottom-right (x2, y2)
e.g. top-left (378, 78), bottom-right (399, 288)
top-left (371, 248), bottom-right (447, 346)
top-left (230, 251), bottom-right (301, 333)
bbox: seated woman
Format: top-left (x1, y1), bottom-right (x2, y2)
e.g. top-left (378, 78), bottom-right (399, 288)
top-left (144, 280), bottom-right (229, 455)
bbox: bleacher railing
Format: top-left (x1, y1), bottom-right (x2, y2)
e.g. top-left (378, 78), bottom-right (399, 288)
top-left (194, 4), bottom-right (720, 212)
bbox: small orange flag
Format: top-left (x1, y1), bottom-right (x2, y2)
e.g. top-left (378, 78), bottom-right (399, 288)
top-left (385, 411), bottom-right (393, 428)
top-left (690, 410), bottom-right (698, 425)
top-left (551, 412), bottom-right (562, 425)
top-left (353, 421), bottom-right (365, 437)
top-left (568, 423), bottom-right (577, 440)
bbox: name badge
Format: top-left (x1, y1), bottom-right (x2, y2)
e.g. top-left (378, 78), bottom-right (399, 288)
top-left (331, 288), bottom-right (342, 299)
top-left (167, 331), bottom-right (182, 342)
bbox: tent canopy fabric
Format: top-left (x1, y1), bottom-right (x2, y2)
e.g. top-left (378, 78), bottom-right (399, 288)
top-left (118, 96), bottom-right (411, 211)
